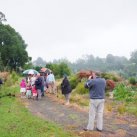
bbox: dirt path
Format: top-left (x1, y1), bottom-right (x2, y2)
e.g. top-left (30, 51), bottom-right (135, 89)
top-left (23, 94), bottom-right (137, 137)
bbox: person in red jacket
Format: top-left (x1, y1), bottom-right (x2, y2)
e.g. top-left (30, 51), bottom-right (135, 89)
top-left (32, 85), bottom-right (38, 100)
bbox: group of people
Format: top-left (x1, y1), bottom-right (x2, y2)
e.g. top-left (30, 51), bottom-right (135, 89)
top-left (20, 71), bottom-right (56, 100)
top-left (20, 70), bottom-right (106, 132)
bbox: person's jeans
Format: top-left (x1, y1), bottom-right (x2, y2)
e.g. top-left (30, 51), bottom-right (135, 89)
top-left (87, 99), bottom-right (105, 130)
top-left (37, 89), bottom-right (42, 99)
top-left (41, 85), bottom-right (44, 96)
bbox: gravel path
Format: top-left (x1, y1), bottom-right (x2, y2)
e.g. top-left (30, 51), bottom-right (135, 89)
top-left (24, 95), bottom-right (137, 137)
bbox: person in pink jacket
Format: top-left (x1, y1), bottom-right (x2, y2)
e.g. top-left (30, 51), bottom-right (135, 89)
top-left (20, 79), bottom-right (26, 98)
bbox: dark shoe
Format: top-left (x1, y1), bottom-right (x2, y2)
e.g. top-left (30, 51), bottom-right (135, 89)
top-left (96, 128), bottom-right (102, 132)
top-left (83, 128), bottom-right (88, 131)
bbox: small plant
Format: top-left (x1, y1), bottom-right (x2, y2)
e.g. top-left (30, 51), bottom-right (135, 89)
top-left (129, 77), bottom-right (137, 85)
top-left (11, 71), bottom-right (19, 83)
top-left (106, 104), bottom-right (113, 112)
top-left (117, 104), bottom-right (126, 114)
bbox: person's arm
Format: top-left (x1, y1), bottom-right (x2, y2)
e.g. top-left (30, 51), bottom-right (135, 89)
top-left (84, 80), bottom-right (91, 88)
top-left (84, 75), bottom-right (94, 88)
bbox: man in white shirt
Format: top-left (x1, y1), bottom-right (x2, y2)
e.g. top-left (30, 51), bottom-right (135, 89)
top-left (47, 72), bottom-right (56, 94)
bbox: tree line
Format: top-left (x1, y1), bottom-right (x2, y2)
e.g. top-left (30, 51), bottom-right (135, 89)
top-left (32, 51), bottom-right (137, 78)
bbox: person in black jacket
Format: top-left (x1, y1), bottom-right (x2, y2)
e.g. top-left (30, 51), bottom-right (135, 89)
top-left (61, 74), bottom-right (72, 105)
top-left (35, 74), bottom-right (42, 100)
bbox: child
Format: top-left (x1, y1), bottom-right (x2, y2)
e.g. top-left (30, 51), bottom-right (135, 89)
top-left (31, 85), bottom-right (37, 100)
top-left (20, 79), bottom-right (26, 98)
top-left (26, 82), bottom-right (32, 99)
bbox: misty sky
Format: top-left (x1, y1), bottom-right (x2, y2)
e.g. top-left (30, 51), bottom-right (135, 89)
top-left (1, 0), bottom-right (137, 62)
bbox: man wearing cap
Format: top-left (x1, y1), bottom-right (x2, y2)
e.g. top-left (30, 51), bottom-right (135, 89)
top-left (84, 72), bottom-right (106, 132)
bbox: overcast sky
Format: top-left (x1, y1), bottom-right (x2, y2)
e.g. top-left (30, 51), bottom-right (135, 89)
top-left (1, 0), bottom-right (137, 62)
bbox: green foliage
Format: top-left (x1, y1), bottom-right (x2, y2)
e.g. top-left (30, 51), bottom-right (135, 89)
top-left (0, 24), bottom-right (30, 71)
top-left (0, 72), bottom-right (19, 97)
top-left (69, 75), bottom-right (79, 89)
top-left (23, 62), bottom-right (33, 70)
top-left (33, 66), bottom-right (41, 72)
top-left (126, 106), bottom-right (137, 116)
top-left (130, 50), bottom-right (137, 65)
top-left (101, 72), bottom-right (120, 82)
top-left (0, 53), bottom-right (4, 71)
top-left (129, 77), bottom-right (137, 85)
top-left (46, 62), bottom-right (71, 78)
top-left (113, 83), bottom-right (136, 102)
top-left (11, 71), bottom-right (19, 80)
top-left (75, 82), bottom-right (89, 94)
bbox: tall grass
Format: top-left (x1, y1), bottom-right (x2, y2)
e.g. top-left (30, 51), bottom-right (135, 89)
top-left (113, 83), bottom-right (137, 116)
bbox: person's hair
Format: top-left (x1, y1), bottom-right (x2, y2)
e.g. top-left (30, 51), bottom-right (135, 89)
top-left (63, 74), bottom-right (67, 78)
top-left (95, 72), bottom-right (101, 77)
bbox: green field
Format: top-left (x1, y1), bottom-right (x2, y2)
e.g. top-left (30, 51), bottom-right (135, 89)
top-left (0, 96), bottom-right (76, 137)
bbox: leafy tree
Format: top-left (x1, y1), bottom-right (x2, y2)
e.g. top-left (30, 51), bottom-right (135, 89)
top-left (0, 12), bottom-right (7, 24)
top-left (130, 50), bottom-right (137, 65)
top-left (0, 53), bottom-right (4, 71)
top-left (124, 63), bottom-right (137, 77)
top-left (0, 24), bottom-right (30, 71)
top-left (58, 62), bottom-right (71, 77)
top-left (46, 62), bottom-right (71, 78)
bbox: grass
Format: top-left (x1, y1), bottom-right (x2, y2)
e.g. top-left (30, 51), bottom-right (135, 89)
top-left (0, 96), bottom-right (77, 137)
top-left (126, 102), bottom-right (137, 116)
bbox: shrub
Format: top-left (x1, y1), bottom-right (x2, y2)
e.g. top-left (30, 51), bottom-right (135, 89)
top-left (69, 75), bottom-right (79, 89)
top-left (0, 72), bottom-right (20, 98)
top-left (129, 77), bottom-right (137, 85)
top-left (113, 83), bottom-right (135, 102)
top-left (11, 71), bottom-right (19, 83)
top-left (101, 72), bottom-right (121, 82)
top-left (75, 82), bottom-right (89, 94)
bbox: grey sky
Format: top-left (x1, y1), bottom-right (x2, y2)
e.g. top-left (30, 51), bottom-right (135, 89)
top-left (1, 0), bottom-right (137, 62)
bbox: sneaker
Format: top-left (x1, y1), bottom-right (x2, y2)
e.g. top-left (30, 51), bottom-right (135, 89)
top-left (96, 128), bottom-right (102, 132)
top-left (83, 128), bottom-right (93, 131)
